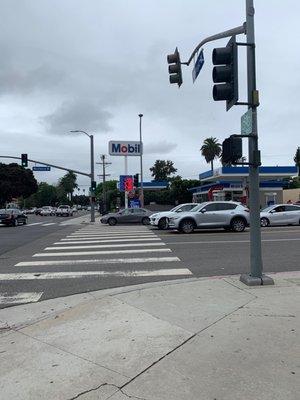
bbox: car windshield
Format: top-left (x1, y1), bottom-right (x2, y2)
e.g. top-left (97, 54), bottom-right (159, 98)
top-left (189, 203), bottom-right (207, 212)
top-left (261, 205), bottom-right (274, 212)
top-left (170, 205), bottom-right (184, 212)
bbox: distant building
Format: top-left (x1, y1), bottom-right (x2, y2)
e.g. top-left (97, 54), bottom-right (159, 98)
top-left (190, 166), bottom-right (297, 207)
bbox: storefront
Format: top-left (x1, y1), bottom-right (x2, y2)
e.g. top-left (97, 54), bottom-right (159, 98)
top-left (190, 166), bottom-right (297, 207)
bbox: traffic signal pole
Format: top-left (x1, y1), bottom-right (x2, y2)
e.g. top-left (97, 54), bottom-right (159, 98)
top-left (240, 0), bottom-right (273, 285)
top-left (168, 0), bottom-right (273, 286)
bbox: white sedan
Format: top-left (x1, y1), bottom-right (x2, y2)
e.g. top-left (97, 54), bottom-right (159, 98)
top-left (150, 203), bottom-right (198, 230)
top-left (260, 204), bottom-right (300, 227)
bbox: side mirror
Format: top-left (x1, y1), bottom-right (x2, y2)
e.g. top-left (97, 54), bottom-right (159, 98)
top-left (270, 210), bottom-right (275, 214)
top-left (200, 208), bottom-right (206, 213)
top-left (177, 209), bottom-right (182, 213)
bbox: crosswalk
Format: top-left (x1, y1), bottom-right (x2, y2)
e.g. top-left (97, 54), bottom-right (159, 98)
top-left (26, 222), bottom-right (72, 227)
top-left (0, 225), bottom-right (193, 306)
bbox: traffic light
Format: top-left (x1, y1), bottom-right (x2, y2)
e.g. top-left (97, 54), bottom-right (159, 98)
top-left (21, 154), bottom-right (28, 167)
top-left (212, 36), bottom-right (238, 111)
top-left (167, 47), bottom-right (183, 87)
top-left (91, 181), bottom-right (97, 192)
top-left (133, 173), bottom-right (139, 188)
top-left (222, 136), bottom-right (242, 165)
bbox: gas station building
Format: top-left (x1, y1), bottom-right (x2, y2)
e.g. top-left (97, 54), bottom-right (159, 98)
top-left (190, 166), bottom-right (297, 207)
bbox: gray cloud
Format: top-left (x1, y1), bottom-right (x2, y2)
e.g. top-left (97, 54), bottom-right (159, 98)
top-left (144, 141), bottom-right (177, 155)
top-left (42, 99), bottom-right (113, 135)
top-left (0, 0), bottom-right (299, 183)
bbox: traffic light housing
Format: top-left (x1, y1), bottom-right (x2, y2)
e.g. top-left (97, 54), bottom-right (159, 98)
top-left (91, 181), bottom-right (97, 192)
top-left (21, 154), bottom-right (28, 167)
top-left (133, 173), bottom-right (139, 188)
top-left (212, 36), bottom-right (238, 111)
top-left (222, 136), bottom-right (242, 165)
top-left (167, 47), bottom-right (183, 87)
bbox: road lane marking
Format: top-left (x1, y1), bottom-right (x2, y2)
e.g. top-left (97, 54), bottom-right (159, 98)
top-left (45, 243), bottom-right (166, 250)
top-left (33, 248), bottom-right (172, 257)
top-left (1, 268), bottom-right (191, 280)
top-left (15, 256), bottom-right (180, 267)
top-left (59, 238), bottom-right (162, 243)
top-left (0, 292), bottom-right (43, 304)
top-left (164, 238), bottom-right (300, 245)
top-left (26, 222), bottom-right (44, 226)
top-left (68, 233), bottom-right (155, 238)
top-left (42, 223), bottom-right (57, 226)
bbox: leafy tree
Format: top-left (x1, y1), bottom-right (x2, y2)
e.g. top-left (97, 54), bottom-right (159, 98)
top-left (200, 137), bottom-right (222, 171)
top-left (0, 163), bottom-right (38, 206)
top-left (169, 177), bottom-right (201, 204)
top-left (73, 195), bottom-right (90, 206)
top-left (34, 183), bottom-right (58, 207)
top-left (95, 180), bottom-right (120, 212)
top-left (149, 160), bottom-right (177, 181)
top-left (58, 171), bottom-right (78, 200)
top-left (294, 147), bottom-right (300, 176)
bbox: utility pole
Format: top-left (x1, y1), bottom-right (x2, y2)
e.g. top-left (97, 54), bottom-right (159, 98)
top-left (97, 155), bottom-right (111, 214)
top-left (138, 114), bottom-right (144, 207)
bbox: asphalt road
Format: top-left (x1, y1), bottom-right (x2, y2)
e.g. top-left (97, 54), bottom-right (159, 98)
top-left (0, 219), bottom-right (299, 308)
top-left (0, 212), bottom-right (89, 255)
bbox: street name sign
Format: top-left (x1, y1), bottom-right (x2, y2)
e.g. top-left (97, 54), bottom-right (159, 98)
top-left (241, 109), bottom-right (253, 135)
top-left (32, 166), bottom-right (51, 171)
top-left (109, 141), bottom-right (142, 156)
top-left (192, 49), bottom-right (204, 83)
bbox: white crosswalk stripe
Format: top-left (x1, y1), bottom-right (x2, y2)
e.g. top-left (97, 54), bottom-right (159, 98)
top-left (33, 248), bottom-right (172, 257)
top-left (59, 238), bottom-right (161, 243)
top-left (0, 269), bottom-right (191, 280)
top-left (15, 257), bottom-right (180, 267)
top-left (0, 292), bottom-right (43, 305)
top-left (45, 242), bottom-right (166, 250)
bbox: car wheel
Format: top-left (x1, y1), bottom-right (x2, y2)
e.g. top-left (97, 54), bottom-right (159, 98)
top-left (108, 217), bottom-right (117, 226)
top-left (231, 218), bottom-right (246, 232)
top-left (260, 217), bottom-right (270, 227)
top-left (142, 217), bottom-right (150, 225)
top-left (179, 219), bottom-right (195, 234)
top-left (158, 218), bottom-right (168, 230)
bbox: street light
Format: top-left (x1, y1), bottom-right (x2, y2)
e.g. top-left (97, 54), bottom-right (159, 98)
top-left (138, 114), bottom-right (144, 207)
top-left (70, 130), bottom-right (95, 223)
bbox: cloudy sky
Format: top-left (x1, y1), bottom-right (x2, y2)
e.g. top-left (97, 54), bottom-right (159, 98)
top-left (1, 0), bottom-right (299, 189)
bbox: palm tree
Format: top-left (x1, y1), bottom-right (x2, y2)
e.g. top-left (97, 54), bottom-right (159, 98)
top-left (200, 137), bottom-right (222, 171)
top-left (294, 147), bottom-right (300, 176)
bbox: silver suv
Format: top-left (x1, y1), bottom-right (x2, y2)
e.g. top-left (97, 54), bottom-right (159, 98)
top-left (168, 201), bottom-right (250, 233)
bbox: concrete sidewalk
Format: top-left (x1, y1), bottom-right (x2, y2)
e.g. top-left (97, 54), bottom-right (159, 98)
top-left (0, 272), bottom-right (299, 400)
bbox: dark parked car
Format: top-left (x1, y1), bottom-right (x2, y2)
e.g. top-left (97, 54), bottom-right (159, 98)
top-left (0, 209), bottom-right (27, 226)
top-left (100, 208), bottom-right (152, 226)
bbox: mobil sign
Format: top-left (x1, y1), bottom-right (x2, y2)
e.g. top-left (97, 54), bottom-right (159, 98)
top-left (109, 140), bottom-right (142, 156)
